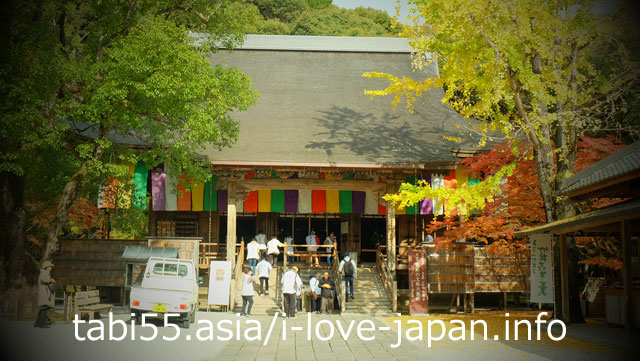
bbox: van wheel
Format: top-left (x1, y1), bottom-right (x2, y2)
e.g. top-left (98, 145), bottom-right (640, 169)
top-left (134, 313), bottom-right (142, 325)
top-left (189, 308), bottom-right (196, 323)
top-left (182, 319), bottom-right (190, 329)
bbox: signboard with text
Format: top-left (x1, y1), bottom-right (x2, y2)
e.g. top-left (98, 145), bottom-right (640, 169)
top-left (408, 248), bottom-right (429, 314)
top-left (530, 234), bottom-right (554, 303)
top-left (208, 261), bottom-right (231, 305)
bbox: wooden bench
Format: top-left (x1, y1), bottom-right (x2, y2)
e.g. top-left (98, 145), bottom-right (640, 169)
top-left (74, 290), bottom-right (113, 320)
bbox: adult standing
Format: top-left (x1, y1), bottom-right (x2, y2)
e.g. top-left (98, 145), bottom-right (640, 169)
top-left (240, 267), bottom-right (258, 317)
top-left (255, 230), bottom-right (266, 246)
top-left (319, 272), bottom-right (335, 314)
top-left (281, 265), bottom-right (302, 318)
top-left (255, 256), bottom-right (272, 296)
top-left (34, 261), bottom-right (56, 328)
top-left (305, 230), bottom-right (320, 267)
top-left (266, 235), bottom-right (284, 267)
top-left (324, 232), bottom-right (337, 266)
top-left (246, 238), bottom-right (264, 275)
top-left (309, 274), bottom-right (322, 314)
top-left (338, 254), bottom-right (357, 301)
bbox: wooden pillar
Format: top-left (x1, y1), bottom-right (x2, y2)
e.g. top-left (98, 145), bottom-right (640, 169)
top-left (227, 182), bottom-right (237, 270)
top-left (559, 234), bottom-right (570, 323)
top-left (470, 294), bottom-right (475, 313)
top-left (386, 199), bottom-right (396, 273)
top-left (622, 220), bottom-right (633, 336)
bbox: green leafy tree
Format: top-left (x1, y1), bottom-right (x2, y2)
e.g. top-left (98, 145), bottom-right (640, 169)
top-left (291, 6), bottom-right (400, 36)
top-left (0, 0), bottom-right (259, 286)
top-left (365, 0), bottom-right (639, 323)
top-left (366, 0), bottom-right (638, 222)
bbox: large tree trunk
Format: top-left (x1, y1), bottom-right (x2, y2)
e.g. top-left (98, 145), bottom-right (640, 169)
top-left (41, 130), bottom-right (106, 262)
top-left (531, 128), bottom-right (584, 323)
top-left (0, 172), bottom-right (32, 290)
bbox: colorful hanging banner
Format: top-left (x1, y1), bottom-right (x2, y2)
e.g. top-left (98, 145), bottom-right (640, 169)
top-left (419, 173), bottom-right (432, 215)
top-left (258, 189), bottom-right (271, 212)
top-left (191, 182), bottom-right (204, 212)
top-left (339, 190), bottom-right (352, 213)
top-left (177, 176), bottom-right (191, 211)
top-left (217, 190), bottom-right (228, 212)
top-left (365, 192), bottom-right (378, 215)
top-left (352, 191), bottom-right (365, 214)
top-left (326, 190), bottom-right (340, 213)
top-left (298, 189), bottom-right (311, 213)
top-left (164, 165), bottom-right (178, 211)
top-left (443, 170), bottom-right (457, 188)
top-left (405, 176), bottom-right (418, 215)
top-left (116, 163), bottom-right (136, 209)
top-left (271, 190), bottom-right (285, 213)
top-left (312, 190), bottom-right (326, 213)
top-left (244, 191), bottom-right (258, 212)
top-left (133, 161), bottom-right (148, 209)
top-left (151, 168), bottom-right (166, 211)
top-left (431, 173), bottom-right (444, 215)
top-left (284, 190), bottom-right (298, 213)
top-left (378, 201), bottom-right (387, 215)
top-left (203, 175), bottom-right (218, 211)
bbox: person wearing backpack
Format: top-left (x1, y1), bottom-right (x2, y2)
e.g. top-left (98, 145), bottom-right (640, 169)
top-left (338, 254), bottom-right (357, 301)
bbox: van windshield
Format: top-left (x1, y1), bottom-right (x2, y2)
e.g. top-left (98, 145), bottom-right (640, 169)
top-left (152, 262), bottom-right (188, 277)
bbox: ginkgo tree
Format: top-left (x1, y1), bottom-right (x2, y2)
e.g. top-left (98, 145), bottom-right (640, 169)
top-left (365, 0), bottom-right (638, 223)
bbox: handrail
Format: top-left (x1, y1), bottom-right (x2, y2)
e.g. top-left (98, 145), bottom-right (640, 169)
top-left (228, 241), bottom-right (245, 312)
top-left (376, 245), bottom-right (397, 312)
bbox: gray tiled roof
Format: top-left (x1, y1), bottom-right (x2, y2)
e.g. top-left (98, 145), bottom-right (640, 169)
top-left (516, 198), bottom-right (640, 235)
top-left (562, 140), bottom-right (640, 194)
top-left (203, 35), bottom-right (480, 168)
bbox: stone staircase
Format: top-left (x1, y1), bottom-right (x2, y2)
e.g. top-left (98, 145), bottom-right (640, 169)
top-left (233, 266), bottom-right (281, 316)
top-left (228, 263), bottom-right (394, 316)
top-left (342, 264), bottom-right (394, 316)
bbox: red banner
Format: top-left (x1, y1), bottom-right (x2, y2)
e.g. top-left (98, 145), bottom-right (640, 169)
top-left (409, 248), bottom-right (429, 314)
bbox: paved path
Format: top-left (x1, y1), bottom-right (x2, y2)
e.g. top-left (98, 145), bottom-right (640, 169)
top-left (1, 311), bottom-right (636, 361)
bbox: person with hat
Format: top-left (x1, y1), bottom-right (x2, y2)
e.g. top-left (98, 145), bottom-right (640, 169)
top-left (34, 261), bottom-right (56, 328)
top-left (281, 265), bottom-right (302, 318)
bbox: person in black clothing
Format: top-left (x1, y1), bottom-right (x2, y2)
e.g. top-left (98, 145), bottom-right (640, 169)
top-left (319, 272), bottom-right (335, 314)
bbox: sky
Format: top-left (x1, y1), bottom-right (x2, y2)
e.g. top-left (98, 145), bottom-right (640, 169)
top-left (332, 0), bottom-right (413, 23)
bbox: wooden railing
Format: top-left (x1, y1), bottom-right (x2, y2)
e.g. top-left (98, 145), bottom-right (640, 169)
top-left (228, 241), bottom-right (245, 311)
top-left (376, 245), bottom-right (397, 312)
top-left (282, 244), bottom-right (336, 270)
top-left (199, 242), bottom-right (242, 268)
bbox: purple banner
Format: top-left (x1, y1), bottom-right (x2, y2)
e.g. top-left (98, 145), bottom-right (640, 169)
top-left (151, 168), bottom-right (165, 211)
top-left (352, 191), bottom-right (365, 214)
top-left (284, 190), bottom-right (298, 213)
top-left (217, 190), bottom-right (228, 212)
top-left (419, 173), bottom-right (432, 214)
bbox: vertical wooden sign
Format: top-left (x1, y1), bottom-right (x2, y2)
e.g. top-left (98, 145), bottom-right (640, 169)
top-left (409, 248), bottom-right (429, 314)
